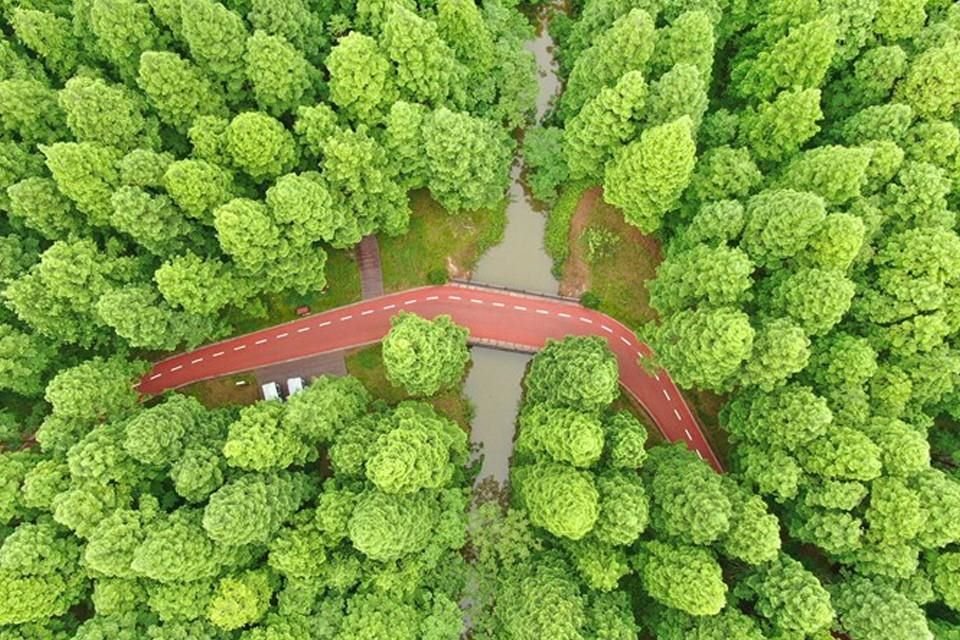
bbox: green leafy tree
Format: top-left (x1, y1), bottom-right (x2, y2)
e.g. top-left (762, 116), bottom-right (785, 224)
top-left (39, 142), bottom-right (121, 227)
top-left (832, 576), bottom-right (932, 640)
top-left (603, 116), bottom-right (697, 232)
top-left (739, 319), bottom-right (811, 390)
top-left (207, 570), bottom-right (274, 631)
top-left (635, 540), bottom-right (727, 616)
top-left (516, 404), bottom-right (605, 469)
top-left (6, 177), bottom-right (85, 240)
top-left (347, 489), bottom-right (436, 561)
top-left (225, 112), bottom-right (298, 182)
top-left (648, 306), bottom-right (755, 392)
top-left (180, 0), bottom-right (248, 94)
top-left (326, 32), bottom-right (396, 125)
top-left (513, 462), bottom-right (599, 541)
top-left (10, 9), bottom-right (83, 79)
top-left (381, 6), bottom-right (459, 107)
top-left (44, 357), bottom-right (140, 423)
top-left (89, 0), bottom-right (165, 80)
top-left (0, 324), bottom-right (53, 397)
top-left (649, 244), bottom-right (754, 315)
top-left (524, 336), bottom-right (619, 412)
top-left (737, 555), bottom-right (834, 636)
top-left (202, 472), bottom-right (312, 546)
top-left (740, 88), bottom-right (823, 162)
top-left (762, 267), bottom-right (856, 336)
top-left (223, 402), bottom-right (312, 472)
top-left (137, 51), bottom-right (228, 131)
top-left (244, 30), bottom-right (316, 117)
top-left (382, 313), bottom-right (469, 396)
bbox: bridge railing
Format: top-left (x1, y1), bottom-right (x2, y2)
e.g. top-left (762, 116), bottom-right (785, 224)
top-left (469, 337), bottom-right (539, 354)
top-left (449, 278), bottom-right (581, 304)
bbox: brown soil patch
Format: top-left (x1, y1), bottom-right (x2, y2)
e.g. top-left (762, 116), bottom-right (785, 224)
top-left (559, 186), bottom-right (601, 297)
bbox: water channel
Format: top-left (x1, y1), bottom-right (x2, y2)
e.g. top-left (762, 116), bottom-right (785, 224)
top-left (464, 6), bottom-right (563, 485)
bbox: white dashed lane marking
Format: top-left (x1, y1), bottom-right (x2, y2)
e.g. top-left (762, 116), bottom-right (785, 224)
top-left (653, 374), bottom-right (660, 381)
top-left (170, 365), bottom-right (183, 372)
top-left (579, 317), bottom-right (593, 324)
top-left (383, 304), bottom-right (397, 310)
top-left (662, 389), bottom-right (671, 401)
top-left (492, 302), bottom-right (505, 308)
top-left (447, 296), bottom-right (461, 301)
top-left (318, 321), bottom-right (332, 328)
top-left (255, 338), bottom-right (268, 344)
top-left (620, 336), bottom-right (631, 345)
top-left (149, 373), bottom-right (162, 380)
top-left (360, 310), bottom-right (373, 316)
top-left (404, 299), bottom-right (417, 305)
top-left (536, 309), bottom-right (549, 315)
top-left (213, 351), bottom-right (224, 357)
top-left (233, 345), bottom-right (246, 351)
top-left (558, 312), bottom-right (571, 318)
top-left (340, 315), bottom-right (352, 321)
top-left (297, 326), bottom-right (311, 332)
top-left (696, 450), bottom-right (704, 460)
top-left (673, 409), bottom-right (683, 421)
top-left (470, 298), bottom-right (484, 304)
top-left (601, 325), bottom-right (613, 333)
top-left (514, 305), bottom-right (527, 311)
top-left (426, 296), bottom-right (439, 301)
top-left (276, 332), bottom-right (289, 338)
top-left (191, 358), bottom-right (204, 364)
top-left (684, 429), bottom-right (693, 440)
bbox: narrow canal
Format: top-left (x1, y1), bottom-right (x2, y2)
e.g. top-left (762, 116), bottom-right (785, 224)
top-left (465, 5), bottom-right (563, 485)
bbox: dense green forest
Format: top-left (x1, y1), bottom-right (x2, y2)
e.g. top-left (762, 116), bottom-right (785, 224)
top-left (2, 0), bottom-right (960, 638)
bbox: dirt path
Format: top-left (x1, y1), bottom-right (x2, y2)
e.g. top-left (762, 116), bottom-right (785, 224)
top-left (356, 235), bottom-right (384, 299)
top-left (559, 186), bottom-right (601, 297)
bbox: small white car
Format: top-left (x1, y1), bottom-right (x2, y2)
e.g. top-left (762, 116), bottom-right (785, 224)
top-left (261, 382), bottom-right (281, 401)
top-left (286, 377), bottom-right (304, 396)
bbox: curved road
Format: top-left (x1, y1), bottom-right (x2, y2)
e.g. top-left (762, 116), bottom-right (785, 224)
top-left (137, 283), bottom-right (723, 472)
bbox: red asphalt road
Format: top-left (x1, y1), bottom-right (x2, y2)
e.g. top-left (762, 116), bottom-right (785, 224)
top-left (138, 283), bottom-right (724, 472)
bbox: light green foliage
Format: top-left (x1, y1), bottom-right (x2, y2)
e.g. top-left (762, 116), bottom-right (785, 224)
top-left (636, 540), bottom-right (727, 616)
top-left (225, 112), bottom-right (298, 182)
top-left (516, 405), bottom-right (605, 468)
top-left (929, 551), bottom-right (960, 612)
top-left (741, 189), bottom-right (826, 266)
top-left (495, 554), bottom-right (587, 640)
top-left (137, 51), bottom-right (228, 131)
top-left (807, 212), bottom-right (866, 270)
top-left (202, 472), bottom-right (311, 546)
top-left (524, 336), bottom-right (619, 412)
top-left (347, 489), bottom-right (436, 561)
top-left (11, 9), bottom-right (82, 79)
top-left (644, 63), bottom-right (708, 131)
top-left (39, 142), bottom-right (120, 226)
top-left (89, 0), bottom-right (164, 80)
top-left (0, 324), bottom-right (53, 397)
top-left (604, 411), bottom-right (647, 469)
top-left (214, 198), bottom-right (282, 273)
top-left (720, 480), bottom-right (781, 565)
top-left (604, 116), bottom-right (697, 232)
top-left (124, 395), bottom-right (202, 466)
top-left (162, 159), bottom-right (233, 221)
top-left (859, 417), bottom-right (929, 476)
top-left (180, 0), bottom-right (248, 91)
top-left (423, 107), bottom-right (511, 211)
top-left (798, 426), bottom-right (883, 481)
top-left (523, 126), bottom-right (569, 203)
top-left (208, 570), bottom-right (273, 631)
top-left (381, 6), bottom-right (458, 106)
top-left (894, 42), bottom-right (960, 120)
top-left (762, 267), bottom-right (856, 336)
top-left (865, 476), bottom-right (924, 545)
top-left (833, 575), bottom-right (933, 640)
top-left (514, 463), bottom-right (599, 541)
top-left (724, 383), bottom-right (832, 450)
top-left (740, 88), bottom-right (823, 161)
top-left (223, 402), bottom-right (312, 472)
top-left (59, 76), bottom-right (153, 152)
top-left (775, 145), bottom-right (873, 205)
top-left (384, 100), bottom-right (429, 189)
top-left (0, 80), bottom-right (65, 144)
top-left (649, 244), bottom-right (754, 315)
top-left (44, 357), bottom-right (140, 423)
top-left (382, 312), bottom-right (469, 396)
top-left (327, 32), bottom-right (396, 125)
top-left (565, 537), bottom-right (630, 591)
top-left (366, 402), bottom-right (467, 494)
top-left (281, 375), bottom-right (370, 443)
top-left (739, 554), bottom-right (834, 636)
top-left (650, 10), bottom-right (715, 79)
top-left (560, 8), bottom-right (656, 120)
top-left (839, 103), bottom-right (914, 144)
top-left (646, 445), bottom-right (731, 545)
top-left (244, 30), bottom-right (316, 117)
top-left (563, 70), bottom-right (647, 182)
top-left (592, 471), bottom-right (649, 546)
top-left (648, 306), bottom-right (755, 392)
top-left (6, 177), bottom-right (83, 240)
top-left (685, 148), bottom-right (763, 204)
top-left (739, 319), bottom-right (810, 391)
top-left (732, 16), bottom-right (838, 101)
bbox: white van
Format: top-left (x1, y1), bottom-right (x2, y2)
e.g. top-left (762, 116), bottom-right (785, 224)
top-left (261, 382), bottom-right (281, 401)
top-left (286, 377), bottom-right (304, 396)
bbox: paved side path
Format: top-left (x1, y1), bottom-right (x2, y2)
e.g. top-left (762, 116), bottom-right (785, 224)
top-left (138, 283), bottom-right (724, 472)
top-left (356, 235), bottom-right (384, 299)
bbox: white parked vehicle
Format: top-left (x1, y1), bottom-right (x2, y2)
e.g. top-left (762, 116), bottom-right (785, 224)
top-left (261, 382), bottom-right (281, 401)
top-left (286, 377), bottom-right (304, 396)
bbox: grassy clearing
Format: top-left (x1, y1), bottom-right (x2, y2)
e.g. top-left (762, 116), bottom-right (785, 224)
top-left (345, 343), bottom-right (474, 430)
top-left (545, 180), bottom-right (591, 272)
top-left (576, 196), bottom-right (661, 329)
top-left (380, 190), bottom-right (507, 292)
top-left (230, 248), bottom-right (362, 333)
top-left (180, 373), bottom-right (260, 409)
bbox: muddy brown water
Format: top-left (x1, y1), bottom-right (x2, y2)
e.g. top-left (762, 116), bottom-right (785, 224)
top-left (466, 5), bottom-right (562, 485)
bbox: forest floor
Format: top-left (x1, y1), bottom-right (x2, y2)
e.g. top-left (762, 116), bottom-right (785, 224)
top-left (380, 190), bottom-right (507, 291)
top-left (559, 187), bottom-right (661, 328)
top-left (345, 343), bottom-right (474, 430)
